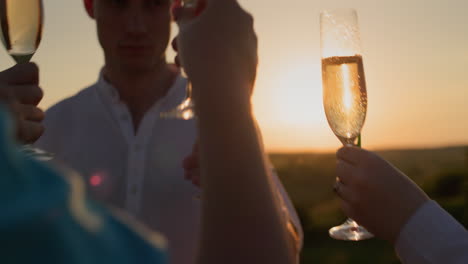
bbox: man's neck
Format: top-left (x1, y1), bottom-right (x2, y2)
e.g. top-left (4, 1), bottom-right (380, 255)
top-left (103, 61), bottom-right (178, 132)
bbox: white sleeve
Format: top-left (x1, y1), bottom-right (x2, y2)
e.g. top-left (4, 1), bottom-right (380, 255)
top-left (395, 200), bottom-right (468, 264)
top-left (267, 161), bottom-right (304, 251)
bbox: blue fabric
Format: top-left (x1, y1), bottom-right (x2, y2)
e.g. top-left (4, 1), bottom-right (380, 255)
top-left (0, 109), bottom-right (168, 264)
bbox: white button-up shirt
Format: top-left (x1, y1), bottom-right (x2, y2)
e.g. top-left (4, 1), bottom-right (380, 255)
top-left (36, 72), bottom-right (302, 264)
top-left (395, 200), bottom-right (468, 264)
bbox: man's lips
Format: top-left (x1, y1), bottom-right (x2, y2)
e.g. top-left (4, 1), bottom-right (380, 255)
top-left (118, 45), bottom-right (152, 55)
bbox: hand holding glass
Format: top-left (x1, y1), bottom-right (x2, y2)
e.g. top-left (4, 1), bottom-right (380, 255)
top-left (160, 0), bottom-right (197, 120)
top-left (0, 0), bottom-right (52, 160)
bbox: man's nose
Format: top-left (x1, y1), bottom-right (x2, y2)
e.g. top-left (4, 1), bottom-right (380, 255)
top-left (124, 9), bottom-right (147, 34)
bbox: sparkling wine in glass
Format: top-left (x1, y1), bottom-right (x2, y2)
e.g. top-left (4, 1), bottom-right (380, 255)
top-left (0, 0), bottom-right (42, 62)
top-left (320, 8), bottom-right (373, 241)
top-left (0, 0), bottom-right (52, 160)
top-left (160, 0), bottom-right (197, 120)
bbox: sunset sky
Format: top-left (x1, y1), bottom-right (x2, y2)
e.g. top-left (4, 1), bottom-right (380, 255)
top-left (0, 0), bottom-right (466, 152)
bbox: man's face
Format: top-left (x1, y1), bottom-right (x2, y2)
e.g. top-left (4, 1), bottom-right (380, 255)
top-left (94, 0), bottom-right (172, 72)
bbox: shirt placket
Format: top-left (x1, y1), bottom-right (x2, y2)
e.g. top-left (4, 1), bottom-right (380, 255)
top-left (125, 134), bottom-right (146, 216)
top-left (111, 103), bottom-right (144, 216)
top-left (125, 100), bottom-right (167, 216)
top-left (97, 74), bottom-right (176, 217)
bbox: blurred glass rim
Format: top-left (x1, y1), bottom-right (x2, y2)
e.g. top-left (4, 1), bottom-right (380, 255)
top-left (319, 8), bottom-right (363, 58)
top-left (319, 8), bottom-right (359, 21)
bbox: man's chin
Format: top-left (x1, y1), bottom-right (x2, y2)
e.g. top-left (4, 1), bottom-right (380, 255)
top-left (119, 60), bottom-right (157, 73)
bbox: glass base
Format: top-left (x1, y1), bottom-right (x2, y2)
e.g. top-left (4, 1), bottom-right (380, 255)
top-left (160, 98), bottom-right (195, 120)
top-left (20, 145), bottom-right (53, 161)
top-left (329, 219), bottom-right (373, 241)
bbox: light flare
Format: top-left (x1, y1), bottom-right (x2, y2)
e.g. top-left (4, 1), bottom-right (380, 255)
top-left (89, 174), bottom-right (103, 187)
top-left (341, 64), bottom-right (353, 111)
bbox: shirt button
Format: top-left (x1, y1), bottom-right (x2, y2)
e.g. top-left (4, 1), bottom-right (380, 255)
top-left (134, 144), bottom-right (142, 152)
top-left (110, 89), bottom-right (117, 98)
top-left (131, 185), bottom-right (138, 195)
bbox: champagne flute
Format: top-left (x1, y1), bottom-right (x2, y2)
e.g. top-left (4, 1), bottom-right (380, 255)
top-left (320, 8), bottom-right (373, 241)
top-left (160, 0), bottom-right (197, 120)
top-left (0, 0), bottom-right (52, 160)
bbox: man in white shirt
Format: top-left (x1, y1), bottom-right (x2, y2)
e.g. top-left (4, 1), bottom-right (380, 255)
top-left (35, 1), bottom-right (302, 263)
top-left (334, 146), bottom-right (468, 264)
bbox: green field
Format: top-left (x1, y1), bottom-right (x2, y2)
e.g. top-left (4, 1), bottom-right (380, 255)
top-left (269, 146), bottom-right (468, 263)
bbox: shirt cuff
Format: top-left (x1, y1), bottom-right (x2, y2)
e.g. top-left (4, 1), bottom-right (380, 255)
top-left (395, 200), bottom-right (468, 264)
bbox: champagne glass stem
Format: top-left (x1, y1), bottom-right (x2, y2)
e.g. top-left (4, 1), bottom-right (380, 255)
top-left (329, 134), bottom-right (373, 240)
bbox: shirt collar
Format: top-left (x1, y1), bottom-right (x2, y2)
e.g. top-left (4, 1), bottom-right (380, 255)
top-left (96, 68), bottom-right (120, 103)
top-left (95, 67), bottom-right (186, 107)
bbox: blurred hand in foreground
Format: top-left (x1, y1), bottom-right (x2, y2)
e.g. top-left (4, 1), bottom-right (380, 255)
top-left (0, 63), bottom-right (44, 143)
top-left (173, 0), bottom-right (257, 104)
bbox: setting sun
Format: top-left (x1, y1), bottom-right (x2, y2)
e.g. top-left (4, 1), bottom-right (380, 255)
top-left (265, 62), bottom-right (323, 127)
top-left (252, 61), bottom-right (341, 152)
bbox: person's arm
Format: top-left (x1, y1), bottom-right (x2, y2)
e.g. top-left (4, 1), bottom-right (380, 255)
top-left (255, 120), bottom-right (303, 256)
top-left (175, 0), bottom-right (295, 263)
top-left (335, 146), bottom-right (468, 263)
top-left (268, 164), bottom-right (303, 256)
top-left (196, 95), bottom-right (294, 264)
top-left (182, 139), bottom-right (303, 260)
